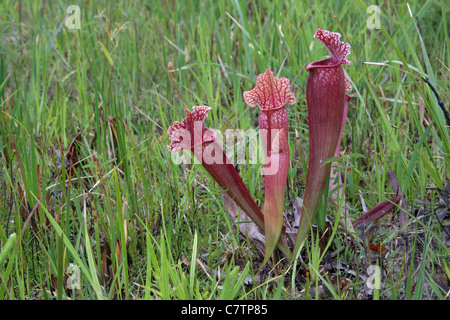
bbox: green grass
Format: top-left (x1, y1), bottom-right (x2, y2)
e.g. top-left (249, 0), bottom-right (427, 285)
top-left (0, 0), bottom-right (449, 300)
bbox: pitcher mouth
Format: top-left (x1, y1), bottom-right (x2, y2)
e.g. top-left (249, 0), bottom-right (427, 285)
top-left (306, 28), bottom-right (352, 72)
top-left (306, 57), bottom-right (342, 71)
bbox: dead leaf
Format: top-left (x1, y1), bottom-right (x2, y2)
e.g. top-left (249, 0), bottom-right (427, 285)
top-left (387, 169), bottom-right (408, 227)
top-left (284, 198), bottom-right (302, 246)
top-left (181, 254), bottom-right (191, 266)
top-left (222, 192), bottom-right (265, 256)
top-left (369, 242), bottom-right (387, 254)
top-left (318, 220), bottom-right (332, 253)
top-left (353, 196), bottom-right (401, 228)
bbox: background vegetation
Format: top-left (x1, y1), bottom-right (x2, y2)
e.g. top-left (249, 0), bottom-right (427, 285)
top-left (0, 0), bottom-right (448, 300)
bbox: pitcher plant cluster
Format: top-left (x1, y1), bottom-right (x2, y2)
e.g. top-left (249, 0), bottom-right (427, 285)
top-left (167, 28), bottom-right (353, 265)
